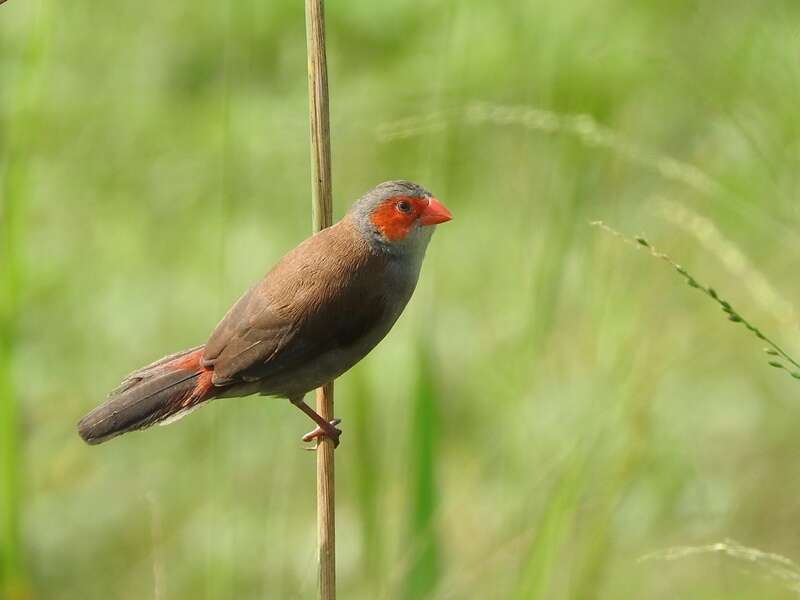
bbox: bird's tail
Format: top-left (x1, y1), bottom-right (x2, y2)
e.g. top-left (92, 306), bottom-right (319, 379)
top-left (77, 345), bottom-right (215, 445)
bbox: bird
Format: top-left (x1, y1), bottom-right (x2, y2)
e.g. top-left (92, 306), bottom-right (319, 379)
top-left (77, 180), bottom-right (452, 447)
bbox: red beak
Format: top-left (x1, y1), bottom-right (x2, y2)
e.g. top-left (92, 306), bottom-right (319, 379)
top-left (419, 197), bottom-right (452, 226)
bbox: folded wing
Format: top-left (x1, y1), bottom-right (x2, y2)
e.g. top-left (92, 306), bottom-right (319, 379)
top-left (203, 223), bottom-right (390, 388)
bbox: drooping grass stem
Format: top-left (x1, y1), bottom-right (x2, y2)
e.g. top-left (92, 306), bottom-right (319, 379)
top-left (592, 221), bottom-right (800, 380)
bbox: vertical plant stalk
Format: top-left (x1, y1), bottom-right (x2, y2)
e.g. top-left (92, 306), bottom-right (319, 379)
top-left (304, 0), bottom-right (335, 598)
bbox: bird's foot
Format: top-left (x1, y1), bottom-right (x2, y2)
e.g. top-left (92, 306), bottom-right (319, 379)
top-left (302, 418), bottom-right (342, 449)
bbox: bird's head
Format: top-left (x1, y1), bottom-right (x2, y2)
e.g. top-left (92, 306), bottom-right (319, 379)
top-left (350, 180), bottom-right (452, 256)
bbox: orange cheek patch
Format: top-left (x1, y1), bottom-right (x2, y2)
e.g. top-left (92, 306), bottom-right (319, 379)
top-left (370, 196), bottom-right (423, 241)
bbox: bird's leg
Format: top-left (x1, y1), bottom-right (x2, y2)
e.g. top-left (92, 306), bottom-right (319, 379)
top-left (289, 396), bottom-right (342, 448)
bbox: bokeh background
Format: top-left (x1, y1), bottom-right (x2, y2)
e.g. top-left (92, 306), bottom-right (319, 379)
top-left (3, 1), bottom-right (800, 598)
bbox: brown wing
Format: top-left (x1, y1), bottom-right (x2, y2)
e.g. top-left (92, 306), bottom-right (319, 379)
top-left (203, 222), bottom-right (389, 386)
top-left (202, 284), bottom-right (295, 384)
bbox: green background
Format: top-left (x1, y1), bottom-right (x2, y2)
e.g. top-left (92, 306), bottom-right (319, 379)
top-left (3, 0), bottom-right (800, 598)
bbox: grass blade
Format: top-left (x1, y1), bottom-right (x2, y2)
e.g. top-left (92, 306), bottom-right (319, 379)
top-left (402, 337), bottom-right (441, 599)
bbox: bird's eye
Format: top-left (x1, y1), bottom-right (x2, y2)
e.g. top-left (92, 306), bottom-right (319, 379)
top-left (396, 200), bottom-right (412, 213)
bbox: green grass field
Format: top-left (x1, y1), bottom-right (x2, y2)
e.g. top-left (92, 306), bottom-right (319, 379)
top-left (3, 0), bottom-right (800, 598)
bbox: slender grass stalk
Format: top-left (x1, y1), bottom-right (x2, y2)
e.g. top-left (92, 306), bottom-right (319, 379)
top-left (592, 221), bottom-right (800, 380)
top-left (376, 102), bottom-right (720, 198)
top-left (639, 539), bottom-right (800, 594)
top-left (658, 200), bottom-right (797, 325)
top-left (304, 0), bottom-right (335, 598)
top-left (402, 338), bottom-right (441, 599)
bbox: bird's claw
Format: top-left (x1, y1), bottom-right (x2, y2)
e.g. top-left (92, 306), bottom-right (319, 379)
top-left (302, 418), bottom-right (342, 449)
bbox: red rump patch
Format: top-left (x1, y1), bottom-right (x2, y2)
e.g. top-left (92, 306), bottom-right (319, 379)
top-left (370, 195), bottom-right (428, 241)
top-left (186, 370), bottom-right (215, 407)
top-left (169, 348), bottom-right (215, 406)
top-left (171, 348), bottom-right (204, 371)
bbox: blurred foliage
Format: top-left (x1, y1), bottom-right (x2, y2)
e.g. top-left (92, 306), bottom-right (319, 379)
top-left (2, 0), bottom-right (800, 598)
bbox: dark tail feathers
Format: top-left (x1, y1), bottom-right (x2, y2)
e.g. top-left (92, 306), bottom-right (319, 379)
top-left (78, 345), bottom-right (214, 445)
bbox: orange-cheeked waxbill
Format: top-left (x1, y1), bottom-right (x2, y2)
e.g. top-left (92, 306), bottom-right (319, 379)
top-left (78, 180), bottom-right (452, 446)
